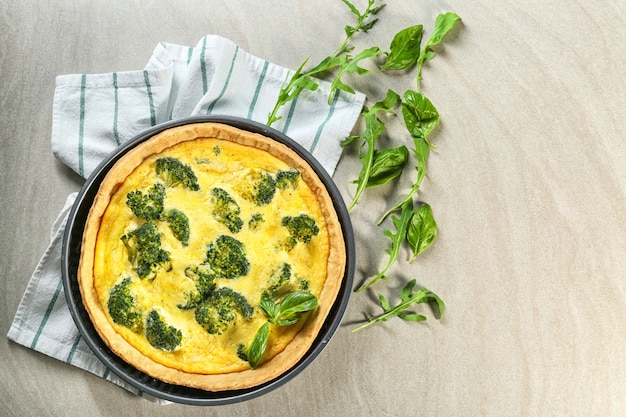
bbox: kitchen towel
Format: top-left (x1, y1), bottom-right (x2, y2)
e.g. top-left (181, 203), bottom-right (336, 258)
top-left (7, 34), bottom-right (365, 403)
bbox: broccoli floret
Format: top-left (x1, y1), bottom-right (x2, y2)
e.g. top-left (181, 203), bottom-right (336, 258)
top-left (194, 287), bottom-right (253, 335)
top-left (160, 208), bottom-right (190, 245)
top-left (120, 222), bottom-right (171, 279)
top-left (275, 170), bottom-right (300, 190)
top-left (107, 277), bottom-right (143, 332)
top-left (210, 187), bottom-right (243, 233)
top-left (205, 235), bottom-right (250, 279)
top-left (145, 309), bottom-right (182, 351)
top-left (177, 265), bottom-right (218, 309)
top-left (281, 214), bottom-right (320, 247)
top-left (248, 213), bottom-right (264, 230)
top-left (125, 183), bottom-right (165, 221)
top-left (236, 344), bottom-right (249, 362)
top-left (238, 170), bottom-right (277, 206)
top-left (264, 263), bottom-right (310, 300)
top-left (251, 171), bottom-right (277, 206)
top-left (155, 157), bottom-right (200, 191)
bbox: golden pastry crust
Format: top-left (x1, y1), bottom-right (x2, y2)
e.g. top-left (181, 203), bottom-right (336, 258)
top-left (78, 122), bottom-right (346, 391)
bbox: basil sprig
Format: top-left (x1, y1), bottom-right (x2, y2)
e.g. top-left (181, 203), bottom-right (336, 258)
top-left (247, 292), bottom-right (318, 369)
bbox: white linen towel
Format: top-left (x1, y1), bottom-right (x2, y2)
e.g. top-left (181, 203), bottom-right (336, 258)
top-left (7, 34), bottom-right (365, 402)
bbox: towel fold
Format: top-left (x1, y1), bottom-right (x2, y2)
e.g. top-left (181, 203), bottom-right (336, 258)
top-left (8, 34), bottom-right (365, 402)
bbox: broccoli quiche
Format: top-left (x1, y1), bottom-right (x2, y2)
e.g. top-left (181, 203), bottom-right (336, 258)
top-left (78, 122), bottom-right (346, 391)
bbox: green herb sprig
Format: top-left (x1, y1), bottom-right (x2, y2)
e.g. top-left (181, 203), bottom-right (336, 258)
top-left (246, 291), bottom-right (318, 369)
top-left (352, 279), bottom-right (445, 332)
top-left (266, 0), bottom-right (385, 126)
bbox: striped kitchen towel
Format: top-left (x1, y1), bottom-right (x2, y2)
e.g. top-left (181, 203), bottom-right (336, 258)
top-left (7, 34), bottom-right (365, 403)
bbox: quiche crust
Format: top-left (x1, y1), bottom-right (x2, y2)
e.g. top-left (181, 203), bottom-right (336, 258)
top-left (78, 122), bottom-right (346, 391)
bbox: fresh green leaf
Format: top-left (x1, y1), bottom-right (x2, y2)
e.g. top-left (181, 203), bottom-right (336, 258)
top-left (398, 312), bottom-right (427, 322)
top-left (407, 203), bottom-right (438, 262)
top-left (417, 12), bottom-right (462, 86)
top-left (267, 0), bottom-right (385, 126)
top-left (377, 90), bottom-right (439, 223)
top-left (353, 279), bottom-right (444, 331)
top-left (402, 90), bottom-right (439, 143)
top-left (381, 25), bottom-right (423, 71)
top-left (355, 200), bottom-right (413, 293)
top-left (248, 322), bottom-right (270, 369)
top-left (276, 291), bottom-right (318, 319)
top-left (364, 145), bottom-right (409, 187)
top-left (377, 293), bottom-right (391, 311)
top-left (329, 46), bottom-right (382, 102)
top-left (347, 89), bottom-right (400, 210)
top-left (259, 293), bottom-right (280, 321)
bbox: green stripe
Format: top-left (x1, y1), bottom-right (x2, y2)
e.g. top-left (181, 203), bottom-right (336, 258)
top-left (247, 60), bottom-right (269, 119)
top-left (282, 95), bottom-right (299, 134)
top-left (103, 367), bottom-right (111, 379)
top-left (112, 72), bottom-right (120, 145)
top-left (143, 71), bottom-right (156, 126)
top-left (200, 36), bottom-right (208, 93)
top-left (66, 334), bottom-right (82, 363)
top-left (78, 74), bottom-right (86, 177)
top-left (310, 90), bottom-right (340, 153)
top-left (206, 45), bottom-right (240, 115)
top-left (30, 279), bottom-right (63, 349)
top-left (187, 46), bottom-right (193, 65)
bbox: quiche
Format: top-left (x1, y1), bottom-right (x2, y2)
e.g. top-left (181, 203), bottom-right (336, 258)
top-left (78, 122), bottom-right (346, 391)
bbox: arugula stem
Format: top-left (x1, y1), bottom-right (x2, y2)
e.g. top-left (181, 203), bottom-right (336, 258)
top-left (352, 287), bottom-right (435, 332)
top-left (266, 0), bottom-right (384, 127)
top-left (355, 199), bottom-right (413, 293)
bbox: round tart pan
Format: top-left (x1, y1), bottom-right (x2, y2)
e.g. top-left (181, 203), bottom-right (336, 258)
top-left (61, 115), bottom-right (355, 405)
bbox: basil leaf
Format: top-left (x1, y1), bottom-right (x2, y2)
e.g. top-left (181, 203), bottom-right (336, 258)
top-left (277, 291), bottom-right (318, 319)
top-left (273, 317), bottom-right (301, 327)
top-left (402, 90), bottom-right (439, 143)
top-left (259, 293), bottom-right (280, 321)
top-left (365, 145), bottom-right (409, 187)
top-left (407, 203), bottom-right (438, 262)
top-left (381, 25), bottom-right (423, 71)
top-left (248, 322), bottom-right (269, 369)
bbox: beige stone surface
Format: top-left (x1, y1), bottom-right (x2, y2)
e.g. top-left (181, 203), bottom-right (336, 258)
top-left (1, 0), bottom-right (624, 416)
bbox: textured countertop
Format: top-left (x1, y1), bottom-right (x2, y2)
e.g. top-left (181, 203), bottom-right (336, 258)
top-left (2, 1), bottom-right (625, 416)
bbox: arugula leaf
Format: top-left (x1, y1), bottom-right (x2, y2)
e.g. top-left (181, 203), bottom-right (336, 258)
top-left (407, 203), bottom-right (437, 262)
top-left (266, 0), bottom-right (385, 126)
top-left (417, 12), bottom-right (462, 87)
top-left (346, 89), bottom-right (400, 211)
top-left (364, 145), bottom-right (408, 187)
top-left (355, 200), bottom-right (414, 293)
top-left (340, 0), bottom-right (386, 55)
top-left (380, 24), bottom-right (423, 71)
top-left (352, 279), bottom-right (444, 332)
top-left (329, 46), bottom-right (382, 103)
top-left (378, 91), bottom-right (438, 223)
